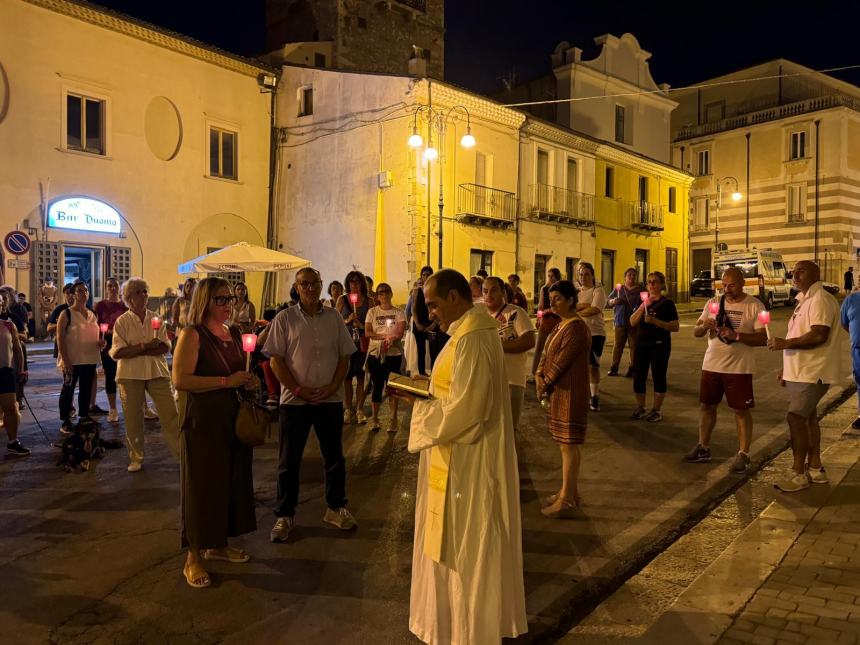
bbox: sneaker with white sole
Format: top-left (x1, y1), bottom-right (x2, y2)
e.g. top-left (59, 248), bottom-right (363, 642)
top-left (645, 409), bottom-right (663, 423)
top-left (270, 516), bottom-right (294, 543)
top-left (369, 418), bottom-right (381, 432)
top-left (108, 409), bottom-right (119, 423)
top-left (355, 410), bottom-right (368, 424)
top-left (631, 406), bottom-right (648, 420)
top-left (683, 444), bottom-right (711, 463)
top-left (808, 467), bottom-right (829, 484)
top-left (6, 440), bottom-right (30, 456)
top-left (144, 406), bottom-right (158, 420)
top-left (774, 470), bottom-right (810, 493)
top-left (343, 409), bottom-right (355, 424)
top-left (730, 451), bottom-right (751, 474)
top-left (59, 421), bottom-right (74, 436)
top-left (323, 507), bottom-right (357, 530)
top-left (127, 462), bottom-right (142, 473)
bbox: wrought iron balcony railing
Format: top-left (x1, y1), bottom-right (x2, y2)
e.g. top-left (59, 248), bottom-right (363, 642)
top-left (455, 183), bottom-right (517, 228)
top-left (624, 200), bottom-right (664, 231)
top-left (527, 183), bottom-right (595, 227)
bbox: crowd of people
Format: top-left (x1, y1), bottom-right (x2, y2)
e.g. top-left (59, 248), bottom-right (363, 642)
top-left (0, 256), bottom-right (853, 643)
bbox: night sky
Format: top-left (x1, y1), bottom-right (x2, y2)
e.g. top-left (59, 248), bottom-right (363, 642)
top-left (92, 1), bottom-right (860, 94)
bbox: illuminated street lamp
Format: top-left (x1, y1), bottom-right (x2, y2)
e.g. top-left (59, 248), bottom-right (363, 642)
top-left (406, 104), bottom-right (476, 268)
top-left (715, 176), bottom-right (743, 253)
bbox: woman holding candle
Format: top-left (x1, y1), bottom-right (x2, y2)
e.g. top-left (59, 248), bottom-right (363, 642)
top-left (172, 277), bottom-right (257, 589)
top-left (57, 281), bottom-right (103, 433)
top-left (535, 280), bottom-right (591, 518)
top-left (337, 270), bottom-right (370, 424)
top-left (575, 262), bottom-right (607, 411)
top-left (607, 268), bottom-right (644, 377)
top-left (94, 277), bottom-right (127, 422)
top-left (364, 283), bottom-right (406, 432)
top-left (228, 282), bottom-right (256, 334)
top-left (109, 278), bottom-right (180, 472)
top-left (629, 272), bottom-right (680, 422)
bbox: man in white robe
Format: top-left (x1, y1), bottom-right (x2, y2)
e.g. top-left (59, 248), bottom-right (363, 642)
top-left (404, 269), bottom-right (527, 644)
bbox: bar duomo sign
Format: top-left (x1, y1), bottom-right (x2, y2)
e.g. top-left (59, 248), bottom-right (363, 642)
top-left (47, 197), bottom-right (122, 234)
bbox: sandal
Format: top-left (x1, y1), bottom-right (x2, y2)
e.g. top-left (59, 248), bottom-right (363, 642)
top-left (203, 547), bottom-right (250, 563)
top-left (183, 561), bottom-right (211, 588)
top-left (542, 492), bottom-right (582, 508)
top-left (541, 498), bottom-right (584, 519)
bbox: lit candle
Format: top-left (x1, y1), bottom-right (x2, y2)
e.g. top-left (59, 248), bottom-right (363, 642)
top-left (640, 291), bottom-right (649, 304)
top-left (615, 283), bottom-right (622, 292)
top-left (758, 310), bottom-right (772, 340)
top-left (150, 316), bottom-right (161, 330)
top-left (99, 323), bottom-right (109, 339)
top-left (241, 333), bottom-right (257, 371)
top-left (536, 309), bottom-right (544, 320)
top-left (349, 292), bottom-right (359, 309)
top-left (708, 301), bottom-right (719, 316)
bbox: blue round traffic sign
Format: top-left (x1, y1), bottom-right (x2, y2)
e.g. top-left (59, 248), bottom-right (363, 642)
top-left (5, 231), bottom-right (31, 256)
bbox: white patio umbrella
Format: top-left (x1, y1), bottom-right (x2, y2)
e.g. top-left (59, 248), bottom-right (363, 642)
top-left (178, 242), bottom-right (311, 274)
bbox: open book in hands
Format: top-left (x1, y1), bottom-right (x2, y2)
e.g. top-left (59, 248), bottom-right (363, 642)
top-left (386, 373), bottom-right (432, 399)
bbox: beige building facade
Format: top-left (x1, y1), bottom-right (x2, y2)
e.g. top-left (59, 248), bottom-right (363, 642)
top-left (672, 60), bottom-right (860, 285)
top-left (0, 0), bottom-right (272, 324)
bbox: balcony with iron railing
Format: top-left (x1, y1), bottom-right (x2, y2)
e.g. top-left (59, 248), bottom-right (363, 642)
top-left (624, 200), bottom-right (664, 231)
top-left (526, 183), bottom-right (595, 228)
top-left (676, 93), bottom-right (860, 141)
top-left (455, 183), bottom-right (517, 228)
top-left (377, 0), bottom-right (427, 12)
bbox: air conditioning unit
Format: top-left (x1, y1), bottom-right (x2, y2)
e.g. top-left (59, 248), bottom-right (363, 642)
top-left (378, 171), bottom-right (393, 189)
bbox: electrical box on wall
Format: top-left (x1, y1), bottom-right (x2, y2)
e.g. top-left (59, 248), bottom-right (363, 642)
top-left (377, 171), bottom-right (392, 189)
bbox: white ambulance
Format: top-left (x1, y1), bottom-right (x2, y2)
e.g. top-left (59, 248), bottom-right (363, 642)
top-left (713, 249), bottom-right (792, 309)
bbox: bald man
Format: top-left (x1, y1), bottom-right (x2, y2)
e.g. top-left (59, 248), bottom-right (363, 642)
top-left (768, 261), bottom-right (843, 493)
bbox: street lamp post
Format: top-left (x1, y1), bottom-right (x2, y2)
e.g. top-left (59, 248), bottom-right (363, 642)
top-left (714, 176), bottom-right (743, 253)
top-left (407, 105), bottom-right (476, 269)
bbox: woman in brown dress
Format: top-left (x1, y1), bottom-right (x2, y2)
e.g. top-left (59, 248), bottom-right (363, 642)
top-left (535, 280), bottom-right (591, 519)
top-left (173, 277), bottom-right (257, 588)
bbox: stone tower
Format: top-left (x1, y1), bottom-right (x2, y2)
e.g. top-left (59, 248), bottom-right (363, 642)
top-left (265, 0), bottom-right (444, 78)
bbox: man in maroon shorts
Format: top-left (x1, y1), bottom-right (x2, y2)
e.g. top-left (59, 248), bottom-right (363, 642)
top-left (685, 267), bottom-right (768, 473)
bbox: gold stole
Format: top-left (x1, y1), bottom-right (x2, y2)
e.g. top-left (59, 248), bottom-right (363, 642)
top-left (423, 308), bottom-right (498, 563)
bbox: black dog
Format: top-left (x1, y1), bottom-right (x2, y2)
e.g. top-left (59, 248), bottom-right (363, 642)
top-left (57, 417), bottom-right (122, 472)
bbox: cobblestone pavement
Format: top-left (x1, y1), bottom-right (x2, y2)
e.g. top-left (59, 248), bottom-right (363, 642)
top-left (717, 461), bottom-right (860, 645)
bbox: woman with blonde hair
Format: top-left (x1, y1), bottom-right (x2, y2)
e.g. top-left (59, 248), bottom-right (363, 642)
top-left (173, 277), bottom-right (257, 588)
top-left (228, 281), bottom-right (256, 334)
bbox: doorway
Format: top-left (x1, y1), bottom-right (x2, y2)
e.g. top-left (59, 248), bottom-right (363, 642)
top-left (62, 245), bottom-right (103, 304)
top-left (600, 249), bottom-right (615, 289)
top-left (665, 247), bottom-right (679, 301)
top-left (635, 248), bottom-right (649, 284)
top-left (534, 253), bottom-right (551, 307)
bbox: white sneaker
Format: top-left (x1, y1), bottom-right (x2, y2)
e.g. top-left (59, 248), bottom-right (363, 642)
top-left (343, 409), bottom-right (354, 424)
top-left (323, 507), bottom-right (357, 530)
top-left (127, 462), bottom-right (142, 473)
top-left (270, 516), bottom-right (294, 543)
top-left (809, 467), bottom-right (829, 484)
top-left (774, 470), bottom-right (810, 493)
top-left (144, 406), bottom-right (158, 420)
top-left (355, 410), bottom-right (368, 424)
top-left (108, 409), bottom-right (119, 423)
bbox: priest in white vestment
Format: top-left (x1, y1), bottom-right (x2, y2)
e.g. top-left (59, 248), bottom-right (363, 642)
top-left (404, 269), bottom-right (527, 645)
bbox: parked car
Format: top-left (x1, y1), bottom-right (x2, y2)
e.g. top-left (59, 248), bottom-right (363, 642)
top-left (690, 270), bottom-right (715, 297)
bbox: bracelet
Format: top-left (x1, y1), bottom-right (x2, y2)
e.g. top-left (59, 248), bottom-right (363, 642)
top-left (292, 386), bottom-right (302, 396)
top-left (220, 376), bottom-right (227, 387)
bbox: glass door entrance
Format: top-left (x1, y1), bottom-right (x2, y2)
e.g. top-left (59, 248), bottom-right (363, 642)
top-left (62, 245), bottom-right (104, 305)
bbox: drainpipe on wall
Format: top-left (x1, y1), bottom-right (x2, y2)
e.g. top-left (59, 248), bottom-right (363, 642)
top-left (745, 132), bottom-right (751, 248)
top-left (814, 119), bottom-right (820, 263)
top-left (262, 76), bottom-right (279, 307)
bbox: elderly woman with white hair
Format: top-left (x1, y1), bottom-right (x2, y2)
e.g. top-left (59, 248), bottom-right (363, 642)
top-left (109, 278), bottom-right (180, 472)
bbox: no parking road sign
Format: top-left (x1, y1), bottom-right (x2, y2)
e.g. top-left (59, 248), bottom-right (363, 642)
top-left (4, 231), bottom-right (31, 256)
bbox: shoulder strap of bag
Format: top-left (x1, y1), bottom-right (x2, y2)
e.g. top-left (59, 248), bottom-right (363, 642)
top-left (199, 326), bottom-right (237, 378)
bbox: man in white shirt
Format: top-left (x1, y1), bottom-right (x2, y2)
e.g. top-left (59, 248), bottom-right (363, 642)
top-left (768, 261), bottom-right (843, 492)
top-left (482, 276), bottom-right (535, 430)
top-left (685, 267), bottom-right (767, 473)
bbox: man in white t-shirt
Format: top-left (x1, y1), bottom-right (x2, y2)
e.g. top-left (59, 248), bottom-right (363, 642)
top-left (685, 267), bottom-right (767, 473)
top-left (768, 261), bottom-right (843, 493)
top-left (482, 277), bottom-right (535, 430)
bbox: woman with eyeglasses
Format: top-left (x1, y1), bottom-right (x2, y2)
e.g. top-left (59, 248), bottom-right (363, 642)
top-left (94, 277), bottom-right (127, 423)
top-left (364, 283), bottom-right (406, 432)
top-left (57, 281), bottom-right (104, 434)
top-left (337, 270), bottom-right (371, 424)
top-left (629, 271), bottom-right (680, 423)
top-left (110, 278), bottom-right (180, 472)
top-left (228, 282), bottom-right (256, 334)
top-left (172, 277), bottom-right (257, 589)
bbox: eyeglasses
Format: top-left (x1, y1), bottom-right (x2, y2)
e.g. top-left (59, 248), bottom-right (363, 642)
top-left (212, 295), bottom-right (238, 306)
top-left (297, 280), bottom-right (322, 289)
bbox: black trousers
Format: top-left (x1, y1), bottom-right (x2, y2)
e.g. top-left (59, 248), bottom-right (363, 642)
top-left (101, 334), bottom-right (117, 395)
top-left (633, 342), bottom-right (671, 395)
top-left (428, 330), bottom-right (449, 367)
top-left (275, 402), bottom-right (346, 518)
top-left (366, 354), bottom-right (402, 403)
top-left (59, 364), bottom-right (96, 421)
top-left (414, 329), bottom-right (429, 375)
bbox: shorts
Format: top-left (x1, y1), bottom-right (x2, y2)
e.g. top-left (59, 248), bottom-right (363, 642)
top-left (347, 348), bottom-right (366, 379)
top-left (0, 367), bottom-right (16, 394)
top-left (699, 370), bottom-right (755, 410)
top-left (589, 335), bottom-right (605, 367)
top-left (785, 381), bottom-right (829, 419)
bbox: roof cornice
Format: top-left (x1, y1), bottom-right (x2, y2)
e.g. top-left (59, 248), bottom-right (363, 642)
top-left (23, 0), bottom-right (275, 77)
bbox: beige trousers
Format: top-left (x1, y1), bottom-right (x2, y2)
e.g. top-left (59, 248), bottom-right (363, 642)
top-left (118, 377), bottom-right (180, 464)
